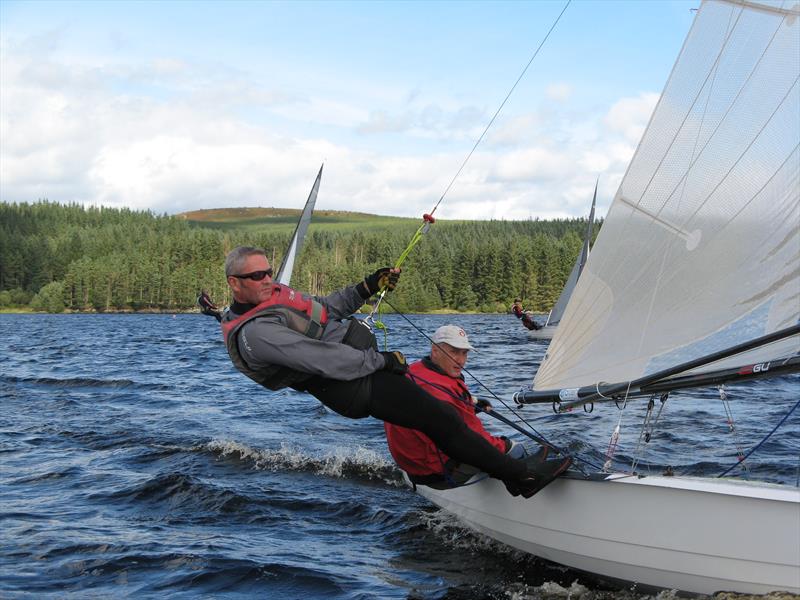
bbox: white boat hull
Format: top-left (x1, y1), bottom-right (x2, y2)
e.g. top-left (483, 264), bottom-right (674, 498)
top-left (411, 472), bottom-right (800, 595)
top-left (527, 325), bottom-right (556, 340)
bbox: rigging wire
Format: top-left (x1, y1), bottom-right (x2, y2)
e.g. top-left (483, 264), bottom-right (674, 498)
top-left (429, 0), bottom-right (572, 218)
top-left (630, 393), bottom-right (669, 475)
top-left (717, 395), bottom-right (800, 479)
top-left (718, 384), bottom-right (749, 476)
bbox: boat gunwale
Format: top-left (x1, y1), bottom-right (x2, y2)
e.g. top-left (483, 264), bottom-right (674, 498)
top-left (560, 469), bottom-right (800, 502)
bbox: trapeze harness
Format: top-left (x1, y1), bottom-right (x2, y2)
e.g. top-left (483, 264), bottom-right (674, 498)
top-left (222, 284), bottom-right (378, 390)
top-left (221, 285), bottom-right (328, 390)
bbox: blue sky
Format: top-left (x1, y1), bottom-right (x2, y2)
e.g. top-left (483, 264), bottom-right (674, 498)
top-left (0, 0), bottom-right (697, 219)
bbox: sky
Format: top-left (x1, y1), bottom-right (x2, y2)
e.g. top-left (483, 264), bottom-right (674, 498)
top-left (0, 0), bottom-right (698, 220)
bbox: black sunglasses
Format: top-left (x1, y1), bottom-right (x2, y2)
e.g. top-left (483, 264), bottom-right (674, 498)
top-left (232, 268), bottom-right (273, 281)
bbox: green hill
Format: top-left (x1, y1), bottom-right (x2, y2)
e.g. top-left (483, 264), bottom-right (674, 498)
top-left (179, 207), bottom-right (417, 232)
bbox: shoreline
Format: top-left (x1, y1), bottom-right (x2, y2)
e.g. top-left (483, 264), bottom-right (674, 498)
top-left (0, 308), bottom-right (518, 316)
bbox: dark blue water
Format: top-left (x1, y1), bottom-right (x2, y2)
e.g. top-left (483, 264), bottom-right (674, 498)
top-left (2, 313), bottom-right (798, 599)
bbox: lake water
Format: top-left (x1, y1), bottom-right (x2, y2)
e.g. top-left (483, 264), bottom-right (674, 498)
top-left (1, 313), bottom-right (798, 599)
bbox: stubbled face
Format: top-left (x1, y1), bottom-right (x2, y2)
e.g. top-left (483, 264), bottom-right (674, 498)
top-left (227, 254), bottom-right (274, 305)
top-left (430, 342), bottom-right (469, 378)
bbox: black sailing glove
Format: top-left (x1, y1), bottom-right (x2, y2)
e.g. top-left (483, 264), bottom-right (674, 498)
top-left (474, 397), bottom-right (493, 413)
top-left (357, 267), bottom-right (401, 299)
top-left (380, 351), bottom-right (408, 375)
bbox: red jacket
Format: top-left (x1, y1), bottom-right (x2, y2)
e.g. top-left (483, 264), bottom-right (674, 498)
top-left (384, 357), bottom-right (507, 476)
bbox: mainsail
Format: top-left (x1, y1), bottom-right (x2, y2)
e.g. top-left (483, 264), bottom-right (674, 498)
top-left (533, 0), bottom-right (799, 394)
top-left (275, 164), bottom-right (323, 286)
top-left (545, 181), bottom-right (597, 328)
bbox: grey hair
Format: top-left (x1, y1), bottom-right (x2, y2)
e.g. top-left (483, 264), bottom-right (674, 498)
top-left (225, 246), bottom-right (266, 277)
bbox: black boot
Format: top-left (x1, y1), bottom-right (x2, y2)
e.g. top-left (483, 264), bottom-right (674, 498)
top-left (512, 454), bottom-right (572, 499)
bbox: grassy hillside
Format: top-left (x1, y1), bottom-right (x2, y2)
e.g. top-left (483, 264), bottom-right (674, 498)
top-left (179, 206), bottom-right (418, 233)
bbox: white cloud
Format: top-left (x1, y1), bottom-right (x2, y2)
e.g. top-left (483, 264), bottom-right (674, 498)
top-left (488, 147), bottom-right (572, 183)
top-left (485, 113), bottom-right (544, 147)
top-left (545, 82), bottom-right (573, 103)
top-left (0, 32), bottom-right (660, 222)
top-left (604, 92), bottom-right (660, 143)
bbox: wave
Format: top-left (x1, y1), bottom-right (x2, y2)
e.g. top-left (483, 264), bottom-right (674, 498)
top-left (89, 472), bottom-right (250, 520)
top-left (86, 469), bottom-right (405, 529)
top-left (0, 374), bottom-right (170, 391)
top-left (205, 439), bottom-right (404, 486)
top-left (6, 551), bottom-right (354, 597)
top-left (413, 507), bottom-right (526, 556)
top-left (148, 559), bottom-right (351, 596)
top-left (7, 466), bottom-right (84, 486)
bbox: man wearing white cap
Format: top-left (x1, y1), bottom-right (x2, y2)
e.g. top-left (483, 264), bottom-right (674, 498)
top-left (385, 325), bottom-right (555, 490)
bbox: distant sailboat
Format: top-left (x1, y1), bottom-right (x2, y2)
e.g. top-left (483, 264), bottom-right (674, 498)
top-left (276, 163), bottom-right (323, 286)
top-left (527, 181), bottom-right (597, 340)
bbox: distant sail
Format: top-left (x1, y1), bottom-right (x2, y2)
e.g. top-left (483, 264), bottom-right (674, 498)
top-left (534, 0), bottom-right (799, 392)
top-left (276, 164), bottom-right (323, 286)
top-left (545, 180), bottom-right (597, 327)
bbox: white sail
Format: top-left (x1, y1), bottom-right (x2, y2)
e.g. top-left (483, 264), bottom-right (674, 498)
top-left (535, 0), bottom-right (800, 392)
top-left (545, 181), bottom-right (597, 327)
top-left (276, 164), bottom-right (323, 286)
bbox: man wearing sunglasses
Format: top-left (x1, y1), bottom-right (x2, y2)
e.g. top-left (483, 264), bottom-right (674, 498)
top-left (221, 246), bottom-right (567, 498)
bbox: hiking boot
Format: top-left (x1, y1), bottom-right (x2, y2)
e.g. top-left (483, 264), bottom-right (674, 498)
top-left (503, 479), bottom-right (522, 497)
top-left (513, 455), bottom-right (572, 499)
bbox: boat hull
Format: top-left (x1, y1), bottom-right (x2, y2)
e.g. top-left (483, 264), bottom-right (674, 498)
top-left (411, 472), bottom-right (800, 595)
top-left (527, 325), bottom-right (556, 340)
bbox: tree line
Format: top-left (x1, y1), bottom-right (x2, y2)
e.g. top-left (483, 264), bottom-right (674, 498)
top-left (0, 201), bottom-right (598, 314)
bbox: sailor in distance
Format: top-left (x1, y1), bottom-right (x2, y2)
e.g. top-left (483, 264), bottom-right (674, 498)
top-left (512, 298), bottom-right (541, 330)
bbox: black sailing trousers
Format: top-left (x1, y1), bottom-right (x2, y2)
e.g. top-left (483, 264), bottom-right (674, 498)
top-left (303, 371), bottom-right (526, 481)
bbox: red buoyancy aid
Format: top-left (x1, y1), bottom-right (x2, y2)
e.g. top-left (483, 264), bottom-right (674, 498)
top-left (384, 359), bottom-right (507, 476)
top-left (221, 284), bottom-right (329, 390)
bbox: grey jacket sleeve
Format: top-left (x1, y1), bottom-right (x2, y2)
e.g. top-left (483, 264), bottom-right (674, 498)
top-left (239, 315), bottom-right (386, 381)
top-left (314, 283), bottom-right (367, 320)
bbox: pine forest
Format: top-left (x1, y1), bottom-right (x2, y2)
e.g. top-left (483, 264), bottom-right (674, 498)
top-left (0, 201), bottom-right (599, 314)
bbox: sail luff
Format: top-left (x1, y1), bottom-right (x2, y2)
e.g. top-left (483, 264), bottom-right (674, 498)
top-left (276, 164), bottom-right (323, 286)
top-left (545, 259), bottom-right (581, 327)
top-left (579, 180), bottom-right (597, 271)
top-left (544, 182), bottom-right (597, 327)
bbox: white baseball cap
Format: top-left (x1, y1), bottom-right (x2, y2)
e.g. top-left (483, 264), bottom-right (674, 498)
top-left (432, 325), bottom-right (475, 350)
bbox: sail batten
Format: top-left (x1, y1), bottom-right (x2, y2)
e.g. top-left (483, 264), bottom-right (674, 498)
top-left (533, 0), bottom-right (800, 393)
